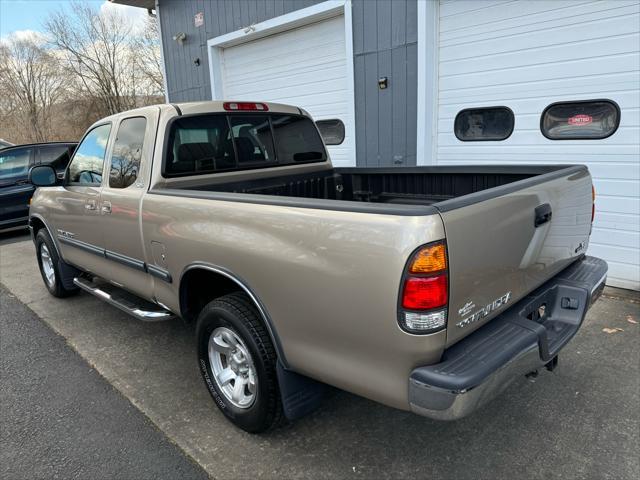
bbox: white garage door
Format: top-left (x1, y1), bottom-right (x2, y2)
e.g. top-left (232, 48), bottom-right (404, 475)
top-left (435, 0), bottom-right (640, 290)
top-left (219, 15), bottom-right (354, 167)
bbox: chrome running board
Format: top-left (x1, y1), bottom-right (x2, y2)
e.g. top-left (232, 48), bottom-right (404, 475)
top-left (73, 276), bottom-right (175, 322)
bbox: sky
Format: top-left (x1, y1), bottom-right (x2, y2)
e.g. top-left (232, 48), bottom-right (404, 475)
top-left (0, 0), bottom-right (147, 40)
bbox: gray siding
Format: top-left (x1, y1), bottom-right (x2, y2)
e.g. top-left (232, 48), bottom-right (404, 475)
top-left (158, 0), bottom-right (322, 102)
top-left (353, 0), bottom-right (417, 166)
top-left (157, 0), bottom-right (418, 167)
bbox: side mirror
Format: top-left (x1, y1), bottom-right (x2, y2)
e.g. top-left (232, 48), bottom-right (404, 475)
top-left (316, 119), bottom-right (345, 146)
top-left (29, 165), bottom-right (57, 187)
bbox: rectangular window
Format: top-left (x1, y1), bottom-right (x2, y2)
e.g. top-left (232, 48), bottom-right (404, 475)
top-left (0, 147), bottom-right (32, 180)
top-left (454, 107), bottom-right (514, 141)
top-left (272, 115), bottom-right (326, 162)
top-left (37, 145), bottom-right (74, 173)
top-left (541, 100), bottom-right (620, 140)
top-left (229, 115), bottom-right (276, 166)
top-left (110, 117), bottom-right (147, 188)
top-left (68, 124), bottom-right (111, 185)
top-left (163, 114), bottom-right (326, 177)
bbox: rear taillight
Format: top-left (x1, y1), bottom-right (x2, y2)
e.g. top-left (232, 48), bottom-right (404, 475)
top-left (223, 102), bottom-right (269, 111)
top-left (398, 241), bottom-right (448, 334)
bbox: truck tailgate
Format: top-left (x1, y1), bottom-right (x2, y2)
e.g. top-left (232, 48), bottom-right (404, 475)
top-left (438, 166), bottom-right (593, 346)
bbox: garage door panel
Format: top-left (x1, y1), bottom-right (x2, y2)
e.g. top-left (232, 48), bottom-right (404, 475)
top-left (436, 0), bottom-right (640, 289)
top-left (225, 67), bottom-right (348, 97)
top-left (441, 34), bottom-right (640, 77)
top-left (224, 56), bottom-right (346, 85)
top-left (605, 262), bottom-right (640, 290)
top-left (595, 179), bottom-right (640, 198)
top-left (440, 2), bottom-right (639, 42)
top-left (441, 8), bottom-right (640, 55)
top-left (596, 212), bottom-right (640, 232)
top-left (439, 72), bottom-right (640, 104)
top-left (441, 52), bottom-right (640, 90)
top-left (218, 15), bottom-right (353, 167)
top-left (591, 228), bottom-right (640, 249)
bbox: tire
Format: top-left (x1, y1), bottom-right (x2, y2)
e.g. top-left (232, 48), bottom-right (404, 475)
top-left (196, 292), bottom-right (283, 433)
top-left (35, 229), bottom-right (79, 298)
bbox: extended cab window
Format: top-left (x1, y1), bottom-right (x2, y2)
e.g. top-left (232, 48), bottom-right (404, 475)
top-left (164, 113), bottom-right (326, 177)
top-left (68, 124), bottom-right (111, 185)
top-left (0, 147), bottom-right (32, 180)
top-left (110, 117), bottom-right (146, 188)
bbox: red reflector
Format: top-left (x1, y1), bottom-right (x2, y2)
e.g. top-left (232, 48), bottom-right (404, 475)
top-left (402, 275), bottom-right (448, 310)
top-left (223, 102), bottom-right (269, 111)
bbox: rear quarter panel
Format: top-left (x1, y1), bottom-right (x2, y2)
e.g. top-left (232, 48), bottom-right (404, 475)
top-left (141, 194), bottom-right (446, 410)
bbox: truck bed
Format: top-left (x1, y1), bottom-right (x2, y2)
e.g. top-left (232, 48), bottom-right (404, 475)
top-left (156, 165), bottom-right (583, 214)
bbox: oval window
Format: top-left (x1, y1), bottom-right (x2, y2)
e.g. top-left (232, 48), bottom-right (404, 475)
top-left (454, 107), bottom-right (514, 141)
top-left (541, 100), bottom-right (620, 140)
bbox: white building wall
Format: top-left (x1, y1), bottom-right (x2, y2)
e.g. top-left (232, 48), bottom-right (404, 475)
top-left (433, 0), bottom-right (640, 290)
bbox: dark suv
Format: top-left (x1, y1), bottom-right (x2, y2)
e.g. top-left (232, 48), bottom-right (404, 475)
top-left (0, 142), bottom-right (76, 231)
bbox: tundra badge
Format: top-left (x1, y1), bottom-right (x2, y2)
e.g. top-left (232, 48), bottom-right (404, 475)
top-left (456, 291), bottom-right (512, 328)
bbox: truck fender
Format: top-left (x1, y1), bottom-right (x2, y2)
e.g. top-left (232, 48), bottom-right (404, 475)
top-left (180, 262), bottom-right (289, 368)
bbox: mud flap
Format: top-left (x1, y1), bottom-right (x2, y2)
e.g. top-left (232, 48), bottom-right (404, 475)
top-left (276, 360), bottom-right (328, 421)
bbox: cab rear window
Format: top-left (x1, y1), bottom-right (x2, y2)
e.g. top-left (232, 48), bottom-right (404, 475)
top-left (164, 113), bottom-right (326, 177)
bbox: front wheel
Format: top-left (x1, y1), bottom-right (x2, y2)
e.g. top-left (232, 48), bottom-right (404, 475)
top-left (196, 292), bottom-right (283, 433)
top-left (35, 229), bottom-right (78, 298)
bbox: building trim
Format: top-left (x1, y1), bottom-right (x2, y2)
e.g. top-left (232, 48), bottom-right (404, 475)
top-left (154, 0), bottom-right (170, 102)
top-left (416, 0), bottom-right (439, 166)
top-left (206, 0), bottom-right (357, 164)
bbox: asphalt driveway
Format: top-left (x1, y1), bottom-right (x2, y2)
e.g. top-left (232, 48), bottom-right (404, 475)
top-left (1, 235), bottom-right (638, 479)
top-left (0, 285), bottom-right (207, 480)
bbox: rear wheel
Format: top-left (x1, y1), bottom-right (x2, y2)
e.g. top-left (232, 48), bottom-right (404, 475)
top-left (196, 292), bottom-right (283, 433)
top-left (35, 229), bottom-right (78, 298)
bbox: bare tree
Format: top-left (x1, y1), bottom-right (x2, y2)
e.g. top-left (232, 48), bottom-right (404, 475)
top-left (45, 1), bottom-right (143, 115)
top-left (0, 34), bottom-right (68, 142)
top-left (133, 15), bottom-right (165, 97)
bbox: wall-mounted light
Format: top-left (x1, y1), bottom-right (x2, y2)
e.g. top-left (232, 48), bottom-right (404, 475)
top-left (173, 32), bottom-right (186, 45)
top-left (378, 77), bottom-right (388, 89)
top-left (243, 24), bottom-right (256, 34)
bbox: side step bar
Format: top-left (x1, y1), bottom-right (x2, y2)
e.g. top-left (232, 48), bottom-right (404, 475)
top-left (73, 276), bottom-right (175, 322)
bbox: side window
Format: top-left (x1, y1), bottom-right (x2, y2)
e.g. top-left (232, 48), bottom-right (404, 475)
top-left (0, 148), bottom-right (32, 180)
top-left (541, 100), bottom-right (620, 140)
top-left (68, 124), bottom-right (111, 185)
top-left (454, 107), bottom-right (514, 141)
top-left (38, 145), bottom-right (73, 174)
top-left (110, 117), bottom-right (147, 188)
top-left (229, 115), bottom-right (275, 165)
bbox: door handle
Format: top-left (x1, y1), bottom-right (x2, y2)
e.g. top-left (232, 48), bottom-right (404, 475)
top-left (85, 199), bottom-right (97, 211)
top-left (534, 203), bottom-right (552, 227)
top-left (101, 201), bottom-right (112, 215)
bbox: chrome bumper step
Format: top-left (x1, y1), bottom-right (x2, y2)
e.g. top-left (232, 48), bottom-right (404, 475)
top-left (73, 276), bottom-right (176, 322)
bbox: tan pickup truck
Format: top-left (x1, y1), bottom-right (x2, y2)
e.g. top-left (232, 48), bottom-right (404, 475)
top-left (28, 101), bottom-right (607, 433)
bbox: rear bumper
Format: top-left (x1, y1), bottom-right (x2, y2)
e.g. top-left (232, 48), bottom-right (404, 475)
top-left (409, 255), bottom-right (607, 420)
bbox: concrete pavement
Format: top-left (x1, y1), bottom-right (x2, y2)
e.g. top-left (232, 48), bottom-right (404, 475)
top-left (1, 234), bottom-right (638, 479)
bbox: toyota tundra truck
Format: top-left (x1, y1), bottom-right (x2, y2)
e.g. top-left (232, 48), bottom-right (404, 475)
top-left (28, 101), bottom-right (607, 433)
